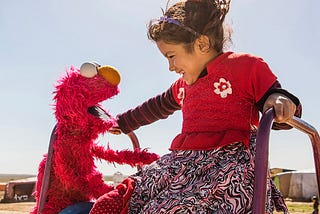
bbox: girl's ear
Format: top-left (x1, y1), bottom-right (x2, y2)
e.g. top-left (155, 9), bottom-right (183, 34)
top-left (195, 35), bottom-right (211, 53)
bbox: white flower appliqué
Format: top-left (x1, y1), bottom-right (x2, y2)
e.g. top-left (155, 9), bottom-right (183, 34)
top-left (177, 87), bottom-right (185, 106)
top-left (214, 78), bottom-right (232, 98)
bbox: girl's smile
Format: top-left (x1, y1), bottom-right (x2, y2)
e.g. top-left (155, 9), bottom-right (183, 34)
top-left (156, 39), bottom-right (217, 85)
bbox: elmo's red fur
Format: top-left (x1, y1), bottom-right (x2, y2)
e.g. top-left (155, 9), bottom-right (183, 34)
top-left (31, 66), bottom-right (159, 214)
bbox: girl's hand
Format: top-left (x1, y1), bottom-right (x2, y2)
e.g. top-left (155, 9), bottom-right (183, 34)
top-left (108, 126), bottom-right (122, 135)
top-left (262, 93), bottom-right (297, 123)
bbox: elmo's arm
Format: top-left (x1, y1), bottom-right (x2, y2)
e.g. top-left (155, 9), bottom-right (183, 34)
top-left (92, 144), bottom-right (159, 167)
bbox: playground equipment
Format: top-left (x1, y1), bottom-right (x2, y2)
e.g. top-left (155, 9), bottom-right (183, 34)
top-left (38, 108), bottom-right (320, 213)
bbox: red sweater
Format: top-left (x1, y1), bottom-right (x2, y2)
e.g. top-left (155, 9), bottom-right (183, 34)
top-left (117, 52), bottom-right (301, 150)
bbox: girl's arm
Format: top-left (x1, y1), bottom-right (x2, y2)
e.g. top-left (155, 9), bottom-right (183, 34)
top-left (116, 87), bottom-right (181, 134)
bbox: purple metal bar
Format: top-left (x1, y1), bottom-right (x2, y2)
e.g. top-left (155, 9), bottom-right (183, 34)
top-left (37, 125), bottom-right (56, 214)
top-left (127, 132), bottom-right (142, 170)
top-left (253, 109), bottom-right (320, 213)
top-left (286, 116), bottom-right (320, 197)
top-left (253, 109), bottom-right (274, 214)
top-left (127, 132), bottom-right (140, 150)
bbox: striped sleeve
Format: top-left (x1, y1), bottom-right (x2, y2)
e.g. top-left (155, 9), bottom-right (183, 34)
top-left (116, 86), bottom-right (181, 134)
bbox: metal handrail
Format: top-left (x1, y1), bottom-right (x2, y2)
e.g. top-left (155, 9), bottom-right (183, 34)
top-left (253, 109), bottom-right (320, 213)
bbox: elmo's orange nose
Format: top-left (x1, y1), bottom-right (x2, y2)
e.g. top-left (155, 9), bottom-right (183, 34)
top-left (98, 65), bottom-right (121, 86)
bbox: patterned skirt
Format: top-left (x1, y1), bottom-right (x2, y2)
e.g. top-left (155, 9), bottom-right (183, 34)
top-left (128, 136), bottom-right (288, 214)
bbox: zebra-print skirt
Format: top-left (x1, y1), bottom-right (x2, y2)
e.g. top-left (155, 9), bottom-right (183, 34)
top-left (128, 136), bottom-right (288, 214)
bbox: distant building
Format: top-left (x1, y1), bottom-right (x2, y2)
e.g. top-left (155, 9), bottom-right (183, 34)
top-left (113, 172), bottom-right (125, 186)
top-left (270, 168), bottom-right (294, 177)
top-left (0, 183), bottom-right (6, 191)
top-left (272, 169), bottom-right (318, 202)
top-left (1, 177), bottom-right (36, 203)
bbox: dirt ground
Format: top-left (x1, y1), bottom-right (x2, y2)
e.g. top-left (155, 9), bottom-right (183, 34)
top-left (0, 190), bottom-right (314, 214)
top-left (0, 190), bottom-right (35, 213)
top-left (0, 202), bottom-right (35, 213)
top-left (0, 202), bottom-right (313, 214)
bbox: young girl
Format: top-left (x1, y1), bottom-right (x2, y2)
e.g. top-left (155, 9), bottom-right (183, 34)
top-left (90, 0), bottom-right (301, 213)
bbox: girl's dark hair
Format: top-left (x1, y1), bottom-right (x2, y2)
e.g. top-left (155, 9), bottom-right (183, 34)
top-left (148, 0), bottom-right (232, 53)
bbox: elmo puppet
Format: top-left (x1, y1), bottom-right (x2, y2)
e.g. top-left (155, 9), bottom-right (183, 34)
top-left (31, 63), bottom-right (159, 214)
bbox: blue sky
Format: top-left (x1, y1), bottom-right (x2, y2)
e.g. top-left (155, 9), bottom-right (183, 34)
top-left (1, 0), bottom-right (319, 176)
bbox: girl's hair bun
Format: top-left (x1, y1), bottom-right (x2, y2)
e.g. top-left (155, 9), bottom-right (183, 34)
top-left (187, 0), bottom-right (231, 20)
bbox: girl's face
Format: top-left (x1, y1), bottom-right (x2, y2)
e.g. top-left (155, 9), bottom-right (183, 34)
top-left (156, 40), bottom-right (207, 85)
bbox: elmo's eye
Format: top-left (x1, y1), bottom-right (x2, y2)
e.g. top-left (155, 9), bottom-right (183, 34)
top-left (80, 62), bottom-right (98, 78)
